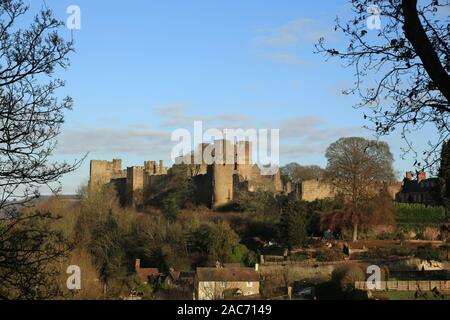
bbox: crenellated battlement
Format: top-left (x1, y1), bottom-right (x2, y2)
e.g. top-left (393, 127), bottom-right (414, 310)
top-left (88, 140), bottom-right (336, 208)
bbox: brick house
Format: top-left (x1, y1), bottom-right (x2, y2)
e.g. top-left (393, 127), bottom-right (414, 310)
top-left (135, 259), bottom-right (161, 284)
top-left (396, 171), bottom-right (440, 205)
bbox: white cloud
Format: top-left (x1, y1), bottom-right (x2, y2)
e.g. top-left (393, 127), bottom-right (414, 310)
top-left (56, 105), bottom-right (365, 166)
top-left (56, 127), bottom-right (171, 155)
top-left (254, 18), bottom-right (326, 47)
top-left (254, 18), bottom-right (334, 65)
top-left (264, 52), bottom-right (306, 65)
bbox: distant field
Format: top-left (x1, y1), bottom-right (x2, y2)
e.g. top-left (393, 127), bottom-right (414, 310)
top-left (395, 203), bottom-right (447, 231)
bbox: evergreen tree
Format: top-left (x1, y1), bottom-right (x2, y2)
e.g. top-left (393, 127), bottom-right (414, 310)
top-left (438, 140), bottom-right (450, 213)
top-left (90, 210), bottom-right (125, 295)
top-left (278, 201), bottom-right (308, 250)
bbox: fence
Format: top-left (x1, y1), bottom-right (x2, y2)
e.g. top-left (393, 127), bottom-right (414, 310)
top-left (355, 280), bottom-right (450, 292)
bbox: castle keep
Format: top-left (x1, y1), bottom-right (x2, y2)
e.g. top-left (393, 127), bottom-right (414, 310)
top-left (89, 139), bottom-right (335, 208)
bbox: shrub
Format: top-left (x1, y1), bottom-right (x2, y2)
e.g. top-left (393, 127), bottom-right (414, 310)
top-left (161, 194), bottom-right (180, 221)
top-left (313, 249), bottom-right (343, 262)
top-left (416, 244), bottom-right (448, 261)
top-left (331, 264), bottom-right (365, 292)
top-left (422, 227), bottom-right (440, 241)
top-left (359, 247), bottom-right (413, 259)
top-left (230, 244), bottom-right (257, 267)
top-left (395, 204), bottom-right (446, 232)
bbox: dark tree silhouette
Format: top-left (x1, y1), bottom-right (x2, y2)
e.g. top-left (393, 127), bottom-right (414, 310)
top-left (316, 0), bottom-right (449, 170)
top-left (0, 0), bottom-right (81, 299)
top-left (0, 210), bottom-right (71, 299)
top-left (278, 201), bottom-right (308, 250)
top-left (438, 139), bottom-right (450, 212)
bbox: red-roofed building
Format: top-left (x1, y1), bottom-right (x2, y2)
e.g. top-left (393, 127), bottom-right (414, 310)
top-left (135, 259), bottom-right (161, 284)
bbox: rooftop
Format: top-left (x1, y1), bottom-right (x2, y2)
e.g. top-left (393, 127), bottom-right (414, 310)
top-left (196, 267), bottom-right (259, 282)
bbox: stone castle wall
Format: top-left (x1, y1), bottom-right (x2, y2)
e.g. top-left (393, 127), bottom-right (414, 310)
top-left (88, 140), bottom-right (338, 208)
top-left (89, 159), bottom-right (126, 189)
top-left (300, 179), bottom-right (335, 202)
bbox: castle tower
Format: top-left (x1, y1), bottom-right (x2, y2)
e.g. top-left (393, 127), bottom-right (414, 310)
top-left (126, 166), bottom-right (144, 206)
top-left (89, 159), bottom-right (122, 189)
top-left (211, 139), bottom-right (234, 207)
top-left (112, 159), bottom-right (122, 173)
top-left (213, 139), bottom-right (234, 165)
top-left (212, 164), bottom-right (234, 208)
top-left (235, 141), bottom-right (253, 179)
top-left (144, 161), bottom-right (157, 174)
top-left (235, 141), bottom-right (252, 165)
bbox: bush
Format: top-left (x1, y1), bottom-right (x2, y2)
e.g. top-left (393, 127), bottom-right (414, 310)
top-left (161, 194), bottom-right (181, 221)
top-left (359, 247), bottom-right (414, 259)
top-left (422, 227), bottom-right (441, 241)
top-left (230, 244), bottom-right (257, 267)
top-left (416, 244), bottom-right (448, 261)
top-left (233, 190), bottom-right (280, 215)
top-left (331, 264), bottom-right (365, 292)
top-left (313, 249), bottom-right (343, 262)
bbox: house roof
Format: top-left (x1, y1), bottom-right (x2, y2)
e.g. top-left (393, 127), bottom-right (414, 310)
top-left (196, 267), bottom-right (259, 282)
top-left (223, 263), bottom-right (242, 268)
top-left (137, 268), bottom-right (161, 282)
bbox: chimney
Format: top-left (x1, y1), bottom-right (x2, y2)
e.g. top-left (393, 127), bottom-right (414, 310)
top-left (417, 171), bottom-right (426, 183)
top-left (135, 259), bottom-right (141, 271)
top-left (405, 171), bottom-right (414, 181)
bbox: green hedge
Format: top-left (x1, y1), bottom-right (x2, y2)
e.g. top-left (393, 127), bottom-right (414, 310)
top-left (395, 203), bottom-right (447, 231)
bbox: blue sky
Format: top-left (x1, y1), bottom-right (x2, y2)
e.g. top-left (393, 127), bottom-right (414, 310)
top-left (32, 0), bottom-right (440, 193)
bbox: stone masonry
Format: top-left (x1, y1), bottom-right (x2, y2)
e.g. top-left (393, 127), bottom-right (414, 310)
top-left (89, 139), bottom-right (335, 208)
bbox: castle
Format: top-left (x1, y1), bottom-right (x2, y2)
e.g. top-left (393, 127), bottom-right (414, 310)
top-left (89, 139), bottom-right (335, 208)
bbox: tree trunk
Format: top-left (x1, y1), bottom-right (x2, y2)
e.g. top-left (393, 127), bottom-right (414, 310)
top-left (352, 224), bottom-right (358, 242)
top-left (103, 282), bottom-right (107, 296)
top-left (402, 0), bottom-right (450, 104)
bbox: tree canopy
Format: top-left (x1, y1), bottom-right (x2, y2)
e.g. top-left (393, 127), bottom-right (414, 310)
top-left (324, 137), bottom-right (395, 240)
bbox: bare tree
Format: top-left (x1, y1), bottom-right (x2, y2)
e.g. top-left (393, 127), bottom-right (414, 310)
top-left (0, 0), bottom-right (81, 299)
top-left (316, 0), bottom-right (449, 170)
top-left (0, 210), bottom-right (71, 299)
top-left (281, 163), bottom-right (325, 183)
top-left (324, 137), bottom-right (395, 241)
